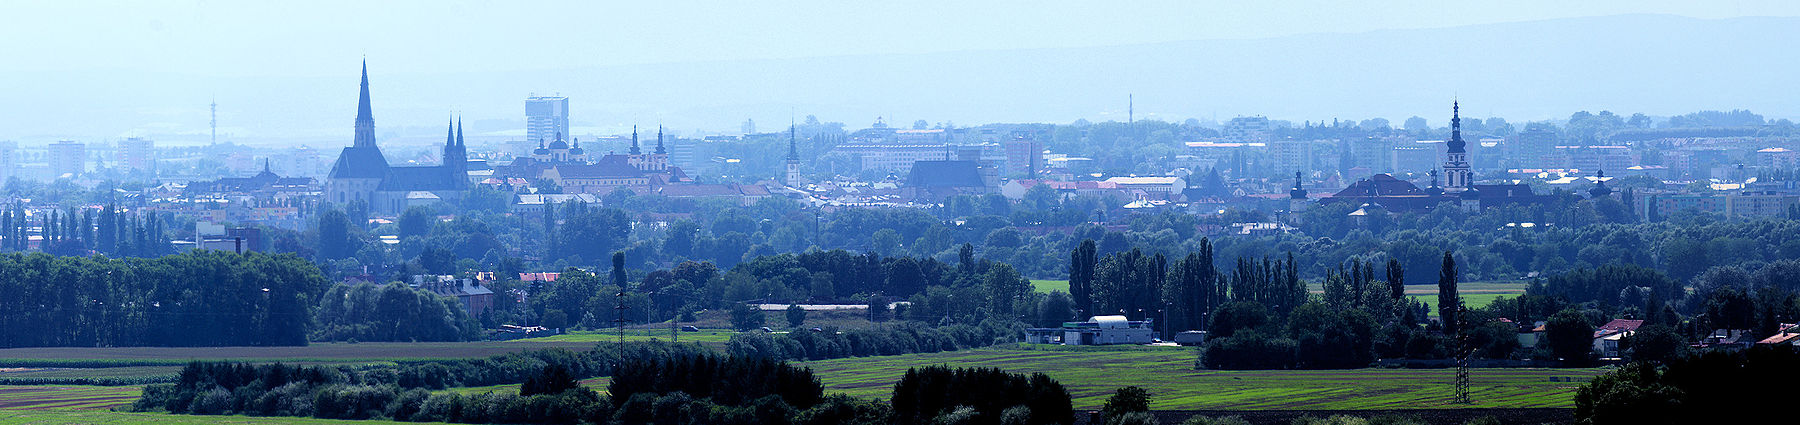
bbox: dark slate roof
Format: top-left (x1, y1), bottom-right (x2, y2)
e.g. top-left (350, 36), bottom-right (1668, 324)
top-left (907, 160), bottom-right (985, 188)
top-left (378, 165), bottom-right (463, 191)
top-left (554, 156), bottom-right (644, 179)
top-left (329, 146), bottom-right (390, 179)
top-left (1331, 174), bottom-right (1423, 197)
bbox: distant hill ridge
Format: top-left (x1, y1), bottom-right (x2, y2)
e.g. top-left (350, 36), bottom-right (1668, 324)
top-left (4, 14), bottom-right (1795, 140)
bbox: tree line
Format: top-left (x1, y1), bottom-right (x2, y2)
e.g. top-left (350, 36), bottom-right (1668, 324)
top-left (0, 250), bottom-right (325, 347)
top-left (135, 342), bottom-right (1073, 425)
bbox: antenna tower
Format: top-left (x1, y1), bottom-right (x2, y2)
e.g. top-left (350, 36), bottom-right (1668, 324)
top-left (1453, 305), bottom-right (1472, 404)
top-left (210, 98), bottom-right (218, 145)
top-left (613, 291), bottom-right (630, 344)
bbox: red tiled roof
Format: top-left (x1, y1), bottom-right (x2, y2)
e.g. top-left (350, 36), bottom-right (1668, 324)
top-left (520, 272), bottom-right (560, 282)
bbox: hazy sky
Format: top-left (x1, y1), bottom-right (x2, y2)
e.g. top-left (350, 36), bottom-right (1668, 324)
top-left (7, 0), bottom-right (1798, 75)
top-left (4, 1), bottom-right (1800, 143)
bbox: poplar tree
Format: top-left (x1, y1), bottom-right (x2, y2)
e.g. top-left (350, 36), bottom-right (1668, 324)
top-left (1069, 239), bottom-right (1097, 317)
top-left (1438, 251), bottom-right (1461, 335)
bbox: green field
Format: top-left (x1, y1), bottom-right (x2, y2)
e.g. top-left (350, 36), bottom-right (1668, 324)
top-left (511, 329), bottom-right (736, 345)
top-left (1404, 281), bottom-right (1528, 314)
top-left (0, 367), bottom-right (179, 380)
top-left (0, 341), bottom-right (596, 364)
top-left (802, 345), bottom-right (1601, 410)
top-left (1031, 279), bottom-right (1069, 293)
top-left (442, 377), bottom-right (612, 396)
top-left (0, 385), bottom-right (144, 411)
top-left (0, 410), bottom-right (437, 425)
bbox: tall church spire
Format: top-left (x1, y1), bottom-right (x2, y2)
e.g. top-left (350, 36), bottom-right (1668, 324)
top-left (1447, 101), bottom-right (1465, 153)
top-left (353, 60), bottom-right (376, 148)
top-left (787, 124), bottom-right (799, 161)
top-left (631, 126), bottom-right (642, 155)
top-left (445, 118), bottom-right (456, 148)
top-left (655, 127), bottom-right (667, 155)
top-left (456, 117), bottom-right (465, 147)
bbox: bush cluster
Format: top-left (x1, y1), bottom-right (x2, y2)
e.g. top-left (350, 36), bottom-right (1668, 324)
top-left (724, 320), bottom-right (1021, 362)
top-left (890, 365), bottom-right (1072, 425)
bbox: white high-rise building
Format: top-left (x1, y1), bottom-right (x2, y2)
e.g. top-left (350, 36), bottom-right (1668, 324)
top-left (117, 137), bottom-right (155, 174)
top-left (526, 96), bottom-right (569, 146)
top-left (1269, 139), bottom-right (1315, 176)
top-left (0, 141), bottom-right (14, 183)
top-left (48, 141), bottom-right (85, 178)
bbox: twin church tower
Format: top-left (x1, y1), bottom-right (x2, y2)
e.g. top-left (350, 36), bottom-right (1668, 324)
top-left (324, 61), bottom-right (469, 215)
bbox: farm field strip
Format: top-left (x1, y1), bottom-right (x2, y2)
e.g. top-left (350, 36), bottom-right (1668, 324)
top-left (0, 341), bottom-right (598, 363)
top-left (0, 366), bottom-right (180, 379)
top-left (800, 346), bottom-right (1600, 410)
top-left (442, 377), bottom-right (611, 396)
top-left (0, 385), bottom-right (143, 411)
top-left (0, 410), bottom-right (442, 424)
top-left (1031, 279), bottom-right (1070, 293)
top-left (511, 330), bottom-right (736, 344)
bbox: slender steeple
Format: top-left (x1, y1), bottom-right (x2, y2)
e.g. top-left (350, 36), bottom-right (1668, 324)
top-left (456, 117), bottom-right (465, 147)
top-left (1446, 101), bottom-right (1465, 153)
top-left (654, 127), bottom-right (667, 155)
top-left (445, 118), bottom-right (456, 148)
top-left (784, 119), bottom-right (802, 188)
top-left (787, 123), bottom-right (799, 161)
top-left (1288, 171), bottom-right (1306, 200)
top-left (630, 126), bottom-right (641, 155)
top-left (353, 59), bottom-right (376, 148)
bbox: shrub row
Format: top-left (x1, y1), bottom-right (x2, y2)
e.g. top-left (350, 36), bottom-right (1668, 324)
top-left (725, 320), bottom-right (1023, 362)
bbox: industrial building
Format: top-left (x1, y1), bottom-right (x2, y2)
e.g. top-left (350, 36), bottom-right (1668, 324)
top-left (1026, 315), bottom-right (1156, 346)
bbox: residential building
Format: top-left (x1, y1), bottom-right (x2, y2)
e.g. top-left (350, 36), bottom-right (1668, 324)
top-left (117, 137), bottom-right (155, 174)
top-left (1223, 116), bottom-right (1272, 142)
top-left (1104, 176), bottom-right (1184, 200)
top-left (525, 96), bottom-right (569, 146)
top-left (0, 141), bottom-right (14, 183)
top-left (1003, 137), bottom-right (1044, 178)
top-left (1508, 127), bottom-right (1558, 166)
top-left (1392, 141), bottom-right (1444, 175)
top-left (1556, 145), bottom-right (1634, 172)
top-left (48, 140), bottom-right (85, 177)
top-left (411, 275), bottom-right (496, 316)
top-left (1269, 139), bottom-right (1315, 176)
top-left (1757, 147), bottom-right (1800, 169)
top-left (1592, 319), bottom-right (1643, 359)
top-left (1645, 191), bottom-right (1800, 219)
top-left (1348, 137), bottom-right (1394, 173)
top-left (830, 142), bottom-right (950, 174)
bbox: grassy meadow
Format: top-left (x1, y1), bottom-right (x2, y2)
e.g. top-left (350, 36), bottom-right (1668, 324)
top-left (0, 409), bottom-right (437, 425)
top-left (801, 345), bottom-right (1600, 410)
top-left (1031, 279), bottom-right (1070, 293)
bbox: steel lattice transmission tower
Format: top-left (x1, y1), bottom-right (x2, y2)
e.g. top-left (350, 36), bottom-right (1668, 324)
top-left (613, 291), bottom-right (630, 344)
top-left (1453, 305), bottom-right (1472, 404)
top-left (210, 98), bottom-right (218, 146)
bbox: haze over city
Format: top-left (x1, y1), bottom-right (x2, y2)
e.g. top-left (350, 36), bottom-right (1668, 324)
top-left (3, 1), bottom-right (1799, 143)
top-left (3, 3), bottom-right (1800, 425)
